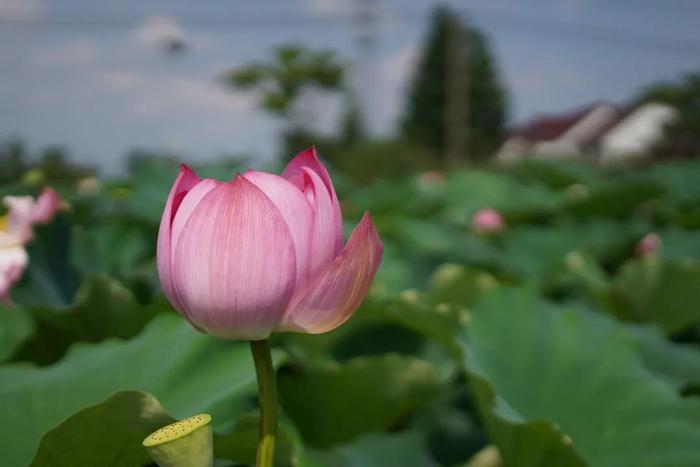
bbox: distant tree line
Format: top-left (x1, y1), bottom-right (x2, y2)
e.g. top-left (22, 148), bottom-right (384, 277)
top-left (0, 139), bottom-right (94, 184)
top-left (225, 6), bottom-right (508, 182)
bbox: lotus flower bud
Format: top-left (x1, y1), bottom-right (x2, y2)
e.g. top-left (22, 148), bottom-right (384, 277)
top-left (635, 233), bottom-right (661, 257)
top-left (143, 414), bottom-right (213, 467)
top-left (157, 147), bottom-right (383, 340)
top-left (471, 208), bottom-right (505, 235)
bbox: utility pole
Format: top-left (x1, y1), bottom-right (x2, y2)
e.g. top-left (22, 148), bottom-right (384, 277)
top-left (444, 13), bottom-right (469, 164)
top-left (355, 0), bottom-right (378, 134)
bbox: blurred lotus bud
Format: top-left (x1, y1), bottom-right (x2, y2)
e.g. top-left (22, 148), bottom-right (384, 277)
top-left (635, 233), bottom-right (661, 257)
top-left (77, 176), bottom-right (101, 195)
top-left (565, 183), bottom-right (589, 201)
top-left (468, 445), bottom-right (502, 467)
top-left (143, 414), bottom-right (213, 467)
top-left (21, 169), bottom-right (45, 187)
top-left (565, 251), bottom-right (586, 272)
top-left (399, 288), bottom-right (421, 305)
top-left (475, 272), bottom-right (497, 291)
top-left (110, 186), bottom-right (131, 200)
top-left (471, 208), bottom-right (505, 235)
top-left (418, 170), bottom-right (445, 189)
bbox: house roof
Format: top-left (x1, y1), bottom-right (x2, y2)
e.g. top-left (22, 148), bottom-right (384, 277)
top-left (508, 102), bottom-right (621, 143)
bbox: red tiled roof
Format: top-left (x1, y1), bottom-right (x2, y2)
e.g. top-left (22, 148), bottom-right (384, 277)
top-left (508, 102), bottom-right (619, 143)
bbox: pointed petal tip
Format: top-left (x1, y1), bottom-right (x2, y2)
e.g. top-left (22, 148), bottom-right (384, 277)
top-left (358, 211), bottom-right (382, 247)
top-left (175, 164), bottom-right (201, 187)
top-left (232, 172), bottom-right (256, 187)
top-left (279, 210), bottom-right (383, 335)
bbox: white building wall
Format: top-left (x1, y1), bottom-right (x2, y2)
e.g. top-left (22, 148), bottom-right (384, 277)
top-left (600, 103), bottom-right (678, 163)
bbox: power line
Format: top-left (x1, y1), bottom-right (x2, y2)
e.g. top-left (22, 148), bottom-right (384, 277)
top-left (0, 7), bottom-right (698, 57)
top-left (454, 5), bottom-right (700, 56)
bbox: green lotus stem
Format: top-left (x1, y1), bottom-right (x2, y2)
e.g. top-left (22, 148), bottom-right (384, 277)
top-left (250, 339), bottom-right (277, 467)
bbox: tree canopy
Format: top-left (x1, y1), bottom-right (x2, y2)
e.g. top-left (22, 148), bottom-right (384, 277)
top-left (401, 7), bottom-right (507, 161)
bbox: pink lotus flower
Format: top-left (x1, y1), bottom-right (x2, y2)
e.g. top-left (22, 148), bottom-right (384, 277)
top-left (0, 188), bottom-right (61, 304)
top-left (471, 208), bottom-right (505, 234)
top-left (635, 232), bottom-right (661, 257)
top-left (157, 148), bottom-right (383, 340)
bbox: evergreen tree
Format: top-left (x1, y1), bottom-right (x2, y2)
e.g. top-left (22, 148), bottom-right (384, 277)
top-left (401, 6), bottom-right (507, 160)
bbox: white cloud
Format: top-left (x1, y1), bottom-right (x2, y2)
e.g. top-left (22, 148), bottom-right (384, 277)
top-left (128, 15), bottom-right (212, 51)
top-left (31, 40), bottom-right (101, 68)
top-left (94, 69), bottom-right (255, 115)
top-left (129, 16), bottom-right (184, 45)
top-left (303, 0), bottom-right (349, 17)
top-left (0, 0), bottom-right (45, 18)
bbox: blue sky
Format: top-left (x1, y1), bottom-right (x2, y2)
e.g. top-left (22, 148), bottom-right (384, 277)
top-left (0, 0), bottom-right (698, 173)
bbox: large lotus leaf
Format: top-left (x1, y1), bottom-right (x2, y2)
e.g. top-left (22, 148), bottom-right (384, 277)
top-left (654, 227), bottom-right (700, 262)
top-left (625, 324), bottom-right (700, 390)
top-left (566, 177), bottom-right (665, 218)
top-left (612, 256), bottom-right (700, 334)
top-left (14, 274), bottom-right (161, 365)
top-left (0, 314), bottom-right (276, 466)
top-left (308, 430), bottom-right (438, 467)
top-left (515, 159), bottom-right (598, 190)
top-left (31, 391), bottom-right (301, 467)
top-left (429, 263), bottom-right (499, 307)
top-left (461, 288), bottom-right (700, 467)
top-left (12, 213), bottom-right (81, 307)
top-left (501, 221), bottom-right (647, 281)
top-left (72, 218), bottom-right (152, 279)
top-left (643, 159), bottom-right (700, 205)
top-left (282, 293), bottom-right (468, 366)
top-left (278, 355), bottom-right (443, 448)
top-left (442, 170), bottom-right (561, 225)
top-left (0, 306), bottom-right (34, 362)
top-left (30, 391), bottom-right (173, 467)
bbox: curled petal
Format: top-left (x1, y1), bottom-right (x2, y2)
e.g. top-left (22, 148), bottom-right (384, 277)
top-left (0, 244), bottom-right (28, 305)
top-left (31, 187), bottom-right (61, 224)
top-left (297, 167), bottom-right (344, 287)
top-left (172, 176), bottom-right (297, 340)
top-left (279, 212), bottom-right (383, 334)
top-left (283, 147), bottom-right (342, 242)
top-left (283, 147), bottom-right (334, 197)
top-left (243, 170), bottom-right (315, 290)
top-left (157, 165), bottom-right (201, 314)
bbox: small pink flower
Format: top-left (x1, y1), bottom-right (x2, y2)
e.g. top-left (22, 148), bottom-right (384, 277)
top-left (157, 147), bottom-right (383, 340)
top-left (635, 233), bottom-right (661, 257)
top-left (2, 187), bottom-right (61, 244)
top-left (0, 187), bottom-right (61, 304)
top-left (471, 208), bottom-right (505, 234)
top-left (31, 187), bottom-right (61, 224)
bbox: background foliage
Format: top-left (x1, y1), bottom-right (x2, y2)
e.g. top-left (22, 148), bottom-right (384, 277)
top-left (2, 152), bottom-right (700, 466)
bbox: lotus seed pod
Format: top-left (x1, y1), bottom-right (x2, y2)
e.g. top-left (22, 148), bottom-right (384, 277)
top-left (142, 414), bottom-right (213, 467)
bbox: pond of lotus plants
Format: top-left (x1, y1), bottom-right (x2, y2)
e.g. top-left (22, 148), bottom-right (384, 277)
top-left (2, 151), bottom-right (700, 467)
